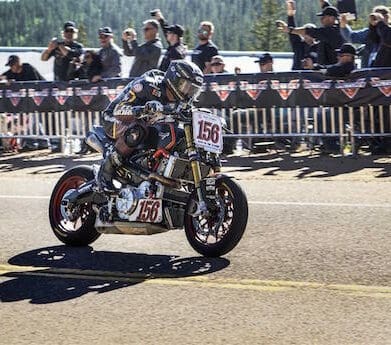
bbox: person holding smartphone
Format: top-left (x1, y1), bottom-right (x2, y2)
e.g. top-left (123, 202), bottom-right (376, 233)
top-left (340, 5), bottom-right (390, 68)
top-left (122, 19), bottom-right (162, 77)
top-left (277, 0), bottom-right (319, 70)
top-left (150, 9), bottom-right (187, 72)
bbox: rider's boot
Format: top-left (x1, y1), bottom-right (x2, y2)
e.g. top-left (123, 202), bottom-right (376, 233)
top-left (97, 150), bottom-right (122, 193)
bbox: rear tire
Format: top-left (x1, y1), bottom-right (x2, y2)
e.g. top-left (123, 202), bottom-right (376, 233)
top-left (49, 166), bottom-right (100, 246)
top-left (184, 176), bottom-right (248, 257)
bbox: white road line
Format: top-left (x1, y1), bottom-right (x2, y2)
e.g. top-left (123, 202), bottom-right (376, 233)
top-left (0, 194), bottom-right (391, 208)
top-left (248, 201), bottom-right (391, 208)
top-left (0, 195), bottom-right (49, 199)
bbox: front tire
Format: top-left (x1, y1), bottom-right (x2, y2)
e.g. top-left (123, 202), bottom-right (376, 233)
top-left (49, 166), bottom-right (100, 246)
top-left (184, 176), bottom-right (248, 257)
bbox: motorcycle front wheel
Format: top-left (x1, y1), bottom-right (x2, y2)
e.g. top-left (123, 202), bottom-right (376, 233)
top-left (49, 166), bottom-right (100, 246)
top-left (184, 176), bottom-right (248, 257)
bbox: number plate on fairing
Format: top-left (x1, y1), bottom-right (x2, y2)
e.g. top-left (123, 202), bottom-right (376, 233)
top-left (128, 199), bottom-right (163, 223)
top-left (192, 110), bottom-right (223, 153)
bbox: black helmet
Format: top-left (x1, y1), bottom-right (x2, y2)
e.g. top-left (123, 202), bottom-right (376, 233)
top-left (164, 60), bottom-right (204, 101)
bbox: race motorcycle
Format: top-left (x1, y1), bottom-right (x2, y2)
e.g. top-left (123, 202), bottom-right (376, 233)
top-left (49, 104), bottom-right (248, 257)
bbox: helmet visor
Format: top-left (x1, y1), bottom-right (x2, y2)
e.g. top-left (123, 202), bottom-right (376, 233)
top-left (175, 79), bottom-right (202, 100)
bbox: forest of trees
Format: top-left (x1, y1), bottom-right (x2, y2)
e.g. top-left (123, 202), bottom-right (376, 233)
top-left (0, 0), bottom-right (387, 51)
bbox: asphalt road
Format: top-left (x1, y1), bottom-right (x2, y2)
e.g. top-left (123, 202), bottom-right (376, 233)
top-left (0, 152), bottom-right (390, 345)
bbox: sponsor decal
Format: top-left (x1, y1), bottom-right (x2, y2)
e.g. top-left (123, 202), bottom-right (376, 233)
top-left (75, 86), bottom-right (99, 105)
top-left (302, 80), bottom-right (332, 100)
top-left (113, 105), bottom-right (134, 116)
top-left (239, 80), bottom-right (268, 100)
top-left (101, 86), bottom-right (124, 102)
top-left (159, 132), bottom-right (170, 140)
top-left (209, 81), bottom-right (237, 102)
top-left (370, 78), bottom-right (391, 97)
top-left (133, 83), bottom-right (143, 93)
top-left (270, 80), bottom-right (300, 100)
top-left (335, 78), bottom-right (366, 99)
top-left (28, 88), bottom-right (50, 106)
top-left (52, 87), bottom-right (74, 105)
top-left (5, 89), bottom-right (26, 107)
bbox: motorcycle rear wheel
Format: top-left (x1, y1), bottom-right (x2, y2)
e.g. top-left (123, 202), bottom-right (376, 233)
top-left (184, 176), bottom-right (248, 257)
top-left (49, 166), bottom-right (100, 246)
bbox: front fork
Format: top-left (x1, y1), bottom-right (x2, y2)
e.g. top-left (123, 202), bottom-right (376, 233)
top-left (184, 124), bottom-right (209, 216)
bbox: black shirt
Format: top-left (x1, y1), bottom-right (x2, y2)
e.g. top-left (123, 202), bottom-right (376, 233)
top-left (191, 41), bottom-right (218, 71)
top-left (288, 15), bottom-right (318, 70)
top-left (306, 26), bottom-right (344, 65)
top-left (2, 63), bottom-right (45, 81)
top-left (49, 41), bottom-right (84, 81)
top-left (160, 43), bottom-right (187, 72)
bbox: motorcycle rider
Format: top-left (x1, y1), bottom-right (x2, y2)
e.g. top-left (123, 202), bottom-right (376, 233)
top-left (97, 60), bottom-right (204, 192)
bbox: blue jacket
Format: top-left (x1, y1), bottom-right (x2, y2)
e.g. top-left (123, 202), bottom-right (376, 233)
top-left (340, 25), bottom-right (380, 68)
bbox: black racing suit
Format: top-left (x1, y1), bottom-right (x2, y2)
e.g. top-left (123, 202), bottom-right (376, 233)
top-left (99, 69), bottom-right (177, 190)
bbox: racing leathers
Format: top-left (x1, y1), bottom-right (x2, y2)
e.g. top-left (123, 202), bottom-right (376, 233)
top-left (99, 69), bottom-right (176, 191)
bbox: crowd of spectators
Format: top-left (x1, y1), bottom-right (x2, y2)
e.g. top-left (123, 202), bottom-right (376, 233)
top-left (1, 3), bottom-right (390, 82)
top-left (1, 3), bottom-right (391, 154)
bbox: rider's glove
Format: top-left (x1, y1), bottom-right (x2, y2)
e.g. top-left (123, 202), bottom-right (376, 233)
top-left (144, 101), bottom-right (164, 115)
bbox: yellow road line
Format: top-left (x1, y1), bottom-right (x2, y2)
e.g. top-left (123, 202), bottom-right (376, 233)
top-left (0, 264), bottom-right (390, 298)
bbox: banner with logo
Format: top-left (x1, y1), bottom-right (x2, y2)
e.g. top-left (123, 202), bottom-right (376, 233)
top-left (0, 69), bottom-right (390, 113)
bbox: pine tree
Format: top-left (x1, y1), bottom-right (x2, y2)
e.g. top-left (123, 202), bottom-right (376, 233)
top-left (251, 0), bottom-right (288, 51)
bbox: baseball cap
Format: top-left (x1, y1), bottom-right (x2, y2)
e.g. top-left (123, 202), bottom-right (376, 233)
top-left (5, 55), bottom-right (19, 66)
top-left (316, 6), bottom-right (339, 17)
top-left (254, 53), bottom-right (273, 65)
top-left (211, 55), bottom-right (225, 65)
top-left (336, 43), bottom-right (357, 55)
top-left (98, 27), bottom-right (113, 36)
top-left (63, 21), bottom-right (78, 32)
top-left (166, 24), bottom-right (184, 37)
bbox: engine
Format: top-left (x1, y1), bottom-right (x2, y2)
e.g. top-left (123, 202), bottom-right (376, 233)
top-left (115, 181), bottom-right (163, 221)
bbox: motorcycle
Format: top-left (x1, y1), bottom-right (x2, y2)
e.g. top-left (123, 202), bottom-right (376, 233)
top-left (49, 104), bottom-right (248, 257)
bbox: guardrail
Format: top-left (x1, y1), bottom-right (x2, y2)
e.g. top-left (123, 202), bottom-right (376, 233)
top-left (1, 68), bottom-right (391, 155)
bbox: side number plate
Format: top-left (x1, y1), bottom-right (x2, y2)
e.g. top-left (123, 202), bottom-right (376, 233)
top-left (128, 199), bottom-right (163, 223)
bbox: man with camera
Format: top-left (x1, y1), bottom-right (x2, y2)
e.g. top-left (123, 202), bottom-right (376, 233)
top-left (41, 21), bottom-right (83, 81)
top-left (122, 18), bottom-right (162, 77)
top-left (150, 9), bottom-right (187, 72)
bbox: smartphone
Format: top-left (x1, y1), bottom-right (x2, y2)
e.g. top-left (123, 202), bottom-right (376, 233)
top-left (337, 0), bottom-right (357, 20)
top-left (150, 8), bottom-right (160, 16)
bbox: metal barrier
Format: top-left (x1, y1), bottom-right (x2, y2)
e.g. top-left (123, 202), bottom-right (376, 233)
top-left (1, 104), bottom-right (390, 154)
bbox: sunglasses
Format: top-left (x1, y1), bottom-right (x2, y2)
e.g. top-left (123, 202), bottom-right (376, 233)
top-left (143, 27), bottom-right (155, 31)
top-left (64, 29), bottom-right (75, 33)
top-left (99, 35), bottom-right (110, 39)
top-left (211, 62), bottom-right (223, 66)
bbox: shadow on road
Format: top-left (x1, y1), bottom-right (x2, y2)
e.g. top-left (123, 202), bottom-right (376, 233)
top-left (0, 150), bottom-right (390, 178)
top-left (224, 152), bottom-right (391, 179)
top-left (0, 246), bottom-right (230, 304)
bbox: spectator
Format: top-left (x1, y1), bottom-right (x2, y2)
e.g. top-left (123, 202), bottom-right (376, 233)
top-left (314, 43), bottom-right (356, 77)
top-left (286, 6), bottom-right (344, 65)
top-left (152, 10), bottom-right (186, 72)
top-left (277, 0), bottom-right (319, 70)
top-left (254, 53), bottom-right (273, 72)
top-left (192, 21), bottom-right (219, 74)
top-left (72, 50), bottom-right (103, 82)
top-left (371, 11), bottom-right (391, 67)
top-left (0, 55), bottom-right (44, 81)
top-left (97, 27), bottom-right (122, 78)
top-left (234, 66), bottom-right (241, 74)
top-left (210, 55), bottom-right (228, 74)
top-left (41, 21), bottom-right (83, 81)
top-left (122, 20), bottom-right (162, 77)
top-left (301, 51), bottom-right (318, 70)
top-left (340, 6), bottom-right (390, 68)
